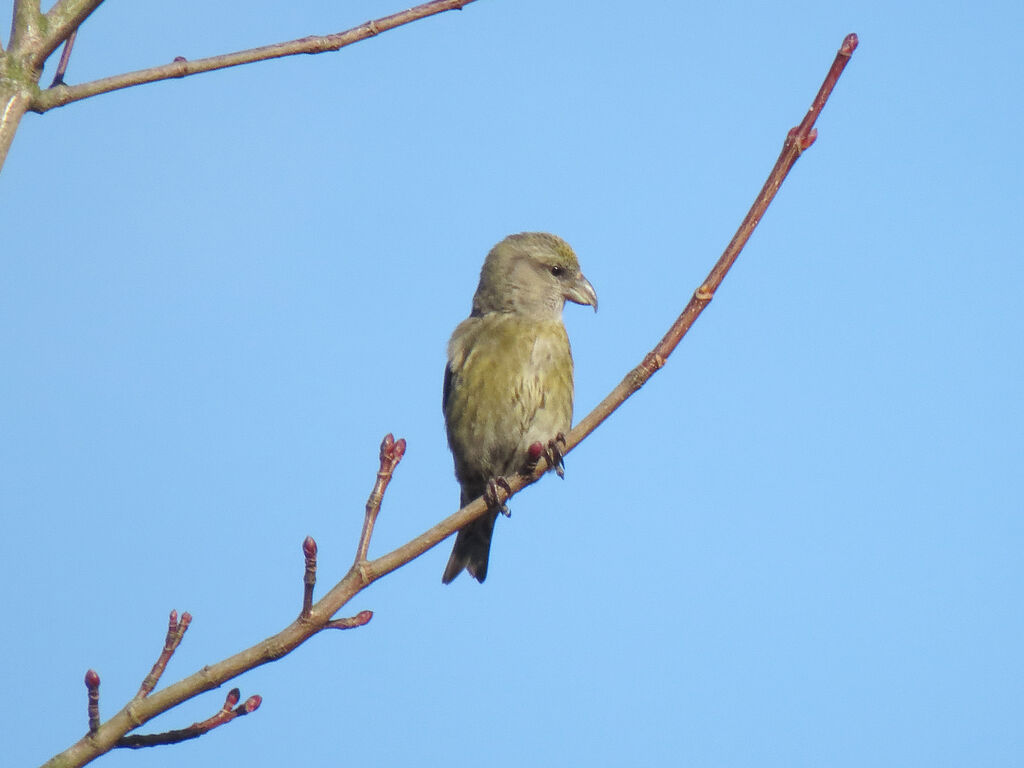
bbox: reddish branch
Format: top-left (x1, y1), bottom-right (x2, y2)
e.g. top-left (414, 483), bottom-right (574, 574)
top-left (76, 609), bottom-right (260, 754)
top-left (355, 434), bottom-right (407, 564)
top-left (30, 0), bottom-right (478, 113)
top-left (327, 610), bottom-right (375, 631)
top-left (44, 35), bottom-right (857, 768)
top-left (135, 610), bottom-right (192, 699)
top-left (301, 536), bottom-right (318, 618)
top-left (84, 670), bottom-right (100, 733)
top-left (49, 28), bottom-right (77, 87)
top-left (565, 32), bottom-right (859, 448)
top-left (115, 689), bottom-right (261, 749)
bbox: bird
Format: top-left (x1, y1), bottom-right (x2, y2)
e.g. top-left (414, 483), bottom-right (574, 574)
top-left (441, 232), bottom-right (597, 583)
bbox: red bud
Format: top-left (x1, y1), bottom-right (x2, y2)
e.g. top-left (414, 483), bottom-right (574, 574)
top-left (302, 536), bottom-right (318, 558)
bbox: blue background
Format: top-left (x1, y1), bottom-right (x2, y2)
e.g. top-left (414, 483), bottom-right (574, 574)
top-left (3, 1), bottom-right (1022, 766)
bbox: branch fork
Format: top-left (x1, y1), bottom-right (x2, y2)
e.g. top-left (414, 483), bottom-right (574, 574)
top-left (115, 689), bottom-right (261, 749)
top-left (79, 608), bottom-right (258, 750)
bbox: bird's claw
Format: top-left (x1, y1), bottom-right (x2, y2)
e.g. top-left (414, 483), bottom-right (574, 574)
top-left (526, 434), bottom-right (567, 478)
top-left (486, 477), bottom-right (513, 517)
top-left (548, 433), bottom-right (567, 478)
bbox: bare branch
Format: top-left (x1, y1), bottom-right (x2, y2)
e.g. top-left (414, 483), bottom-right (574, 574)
top-left (326, 610), bottom-right (374, 630)
top-left (12, 0), bottom-right (40, 14)
top-left (355, 433), bottom-right (407, 564)
top-left (564, 32), bottom-right (860, 448)
top-left (49, 28), bottom-right (78, 87)
top-left (300, 536), bottom-right (319, 618)
top-left (8, 0), bottom-right (43, 54)
top-left (84, 669), bottom-right (100, 734)
top-left (114, 688), bottom-right (261, 749)
top-left (31, 0), bottom-right (478, 113)
top-left (38, 0), bottom-right (104, 65)
top-left (135, 610), bottom-right (192, 699)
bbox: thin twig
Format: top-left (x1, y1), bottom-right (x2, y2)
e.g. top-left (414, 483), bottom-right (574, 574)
top-left (31, 0), bottom-right (477, 113)
top-left (37, 0), bottom-right (103, 67)
top-left (326, 610), bottom-right (374, 630)
top-left (300, 537), bottom-right (318, 618)
top-left (567, 32), bottom-right (860, 449)
top-left (49, 28), bottom-right (78, 87)
top-left (354, 433), bottom-right (407, 564)
top-left (135, 610), bottom-right (191, 699)
top-left (114, 688), bottom-right (261, 749)
top-left (84, 670), bottom-right (100, 733)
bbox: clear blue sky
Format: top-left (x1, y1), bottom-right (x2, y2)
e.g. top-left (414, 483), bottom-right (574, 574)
top-left (3, 1), bottom-right (1022, 766)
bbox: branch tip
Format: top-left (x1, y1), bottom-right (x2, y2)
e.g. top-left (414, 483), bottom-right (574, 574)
top-left (85, 669), bottom-right (101, 733)
top-left (841, 33), bottom-right (859, 55)
top-left (355, 434), bottom-right (407, 563)
top-left (223, 688), bottom-right (241, 709)
top-left (302, 536), bottom-right (318, 558)
top-left (242, 695), bottom-right (262, 713)
top-left (326, 609), bottom-right (373, 630)
top-left (379, 433), bottom-right (407, 466)
top-left (136, 609), bottom-right (192, 698)
top-left (301, 536), bottom-right (318, 617)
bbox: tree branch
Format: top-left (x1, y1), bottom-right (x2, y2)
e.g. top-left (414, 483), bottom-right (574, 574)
top-left (114, 688), bottom-right (261, 749)
top-left (84, 670), bottom-right (100, 734)
top-left (300, 536), bottom-right (318, 618)
top-left (49, 28), bottom-right (78, 87)
top-left (8, 0), bottom-right (43, 55)
top-left (135, 610), bottom-right (191, 699)
top-left (31, 0), bottom-right (477, 113)
top-left (326, 610), bottom-right (375, 631)
top-left (568, 32), bottom-right (861, 447)
top-left (42, 33), bottom-right (857, 768)
top-left (0, 0), bottom-right (90, 169)
top-left (355, 433), bottom-right (406, 564)
top-left (38, 0), bottom-right (104, 66)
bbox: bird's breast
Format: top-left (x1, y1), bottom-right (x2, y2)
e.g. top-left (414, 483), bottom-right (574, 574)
top-left (445, 314), bottom-right (574, 483)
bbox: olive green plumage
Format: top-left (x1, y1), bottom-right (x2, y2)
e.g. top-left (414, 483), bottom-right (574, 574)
top-left (442, 232), bottom-right (597, 583)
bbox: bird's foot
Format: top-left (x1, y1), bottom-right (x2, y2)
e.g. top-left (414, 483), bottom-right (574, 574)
top-left (526, 433), bottom-right (567, 478)
top-left (548, 433), bottom-right (567, 478)
top-left (486, 476), bottom-right (513, 517)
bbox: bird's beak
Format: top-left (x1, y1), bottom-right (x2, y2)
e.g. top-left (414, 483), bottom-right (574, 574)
top-left (565, 273), bottom-right (598, 312)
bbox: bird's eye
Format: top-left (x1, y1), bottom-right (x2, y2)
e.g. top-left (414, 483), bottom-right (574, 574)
top-left (550, 265), bottom-right (564, 277)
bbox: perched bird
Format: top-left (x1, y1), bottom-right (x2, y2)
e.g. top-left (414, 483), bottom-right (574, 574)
top-left (442, 232), bottom-right (597, 583)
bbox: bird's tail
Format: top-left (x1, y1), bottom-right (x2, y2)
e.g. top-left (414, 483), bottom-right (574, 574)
top-left (442, 508), bottom-right (498, 584)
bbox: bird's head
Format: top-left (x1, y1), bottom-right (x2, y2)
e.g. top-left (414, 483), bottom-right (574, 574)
top-left (472, 232), bottom-right (598, 318)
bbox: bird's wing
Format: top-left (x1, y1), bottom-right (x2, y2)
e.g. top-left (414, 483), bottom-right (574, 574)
top-left (442, 361), bottom-right (454, 415)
